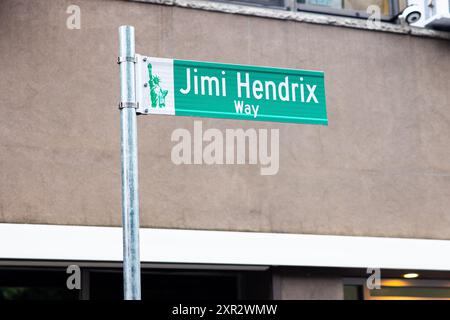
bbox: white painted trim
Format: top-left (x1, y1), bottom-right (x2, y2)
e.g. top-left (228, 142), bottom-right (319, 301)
top-left (0, 223), bottom-right (450, 271)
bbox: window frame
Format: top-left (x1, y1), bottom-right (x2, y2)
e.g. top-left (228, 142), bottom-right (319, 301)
top-left (295, 0), bottom-right (402, 21)
top-left (343, 277), bottom-right (450, 300)
top-left (211, 0), bottom-right (403, 22)
top-left (212, 0), bottom-right (287, 10)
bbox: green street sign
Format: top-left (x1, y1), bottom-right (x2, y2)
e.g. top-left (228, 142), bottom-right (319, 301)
top-left (135, 55), bottom-right (327, 125)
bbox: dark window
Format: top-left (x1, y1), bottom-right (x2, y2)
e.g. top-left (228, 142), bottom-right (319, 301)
top-left (89, 270), bottom-right (241, 300)
top-left (343, 284), bottom-right (363, 300)
top-left (89, 269), bottom-right (272, 300)
top-left (213, 0), bottom-right (285, 9)
top-left (0, 268), bottom-right (78, 300)
top-left (0, 266), bottom-right (272, 300)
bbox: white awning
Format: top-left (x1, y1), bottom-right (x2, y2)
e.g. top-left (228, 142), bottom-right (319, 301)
top-left (0, 223), bottom-right (449, 271)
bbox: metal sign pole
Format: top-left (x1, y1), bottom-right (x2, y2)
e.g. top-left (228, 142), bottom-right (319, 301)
top-left (118, 25), bottom-right (141, 300)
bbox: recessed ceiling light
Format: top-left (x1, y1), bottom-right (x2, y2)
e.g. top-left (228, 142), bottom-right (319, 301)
top-left (403, 273), bottom-right (419, 279)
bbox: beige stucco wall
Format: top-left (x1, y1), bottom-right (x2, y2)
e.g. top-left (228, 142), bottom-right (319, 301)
top-left (0, 0), bottom-right (449, 239)
top-left (272, 269), bottom-right (344, 300)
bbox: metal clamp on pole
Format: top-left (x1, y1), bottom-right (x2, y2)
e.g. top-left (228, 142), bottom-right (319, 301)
top-left (117, 55), bottom-right (137, 64)
top-left (118, 101), bottom-right (139, 110)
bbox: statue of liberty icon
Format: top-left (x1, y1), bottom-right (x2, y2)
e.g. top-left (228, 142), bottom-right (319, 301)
top-left (147, 63), bottom-right (168, 108)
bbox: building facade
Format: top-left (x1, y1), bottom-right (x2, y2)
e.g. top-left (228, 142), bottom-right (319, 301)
top-left (0, 0), bottom-right (450, 300)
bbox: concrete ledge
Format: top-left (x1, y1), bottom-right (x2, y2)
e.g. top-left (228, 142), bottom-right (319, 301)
top-left (129, 0), bottom-right (450, 40)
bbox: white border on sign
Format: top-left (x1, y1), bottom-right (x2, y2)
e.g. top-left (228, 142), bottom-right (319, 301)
top-left (136, 55), bottom-right (175, 115)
